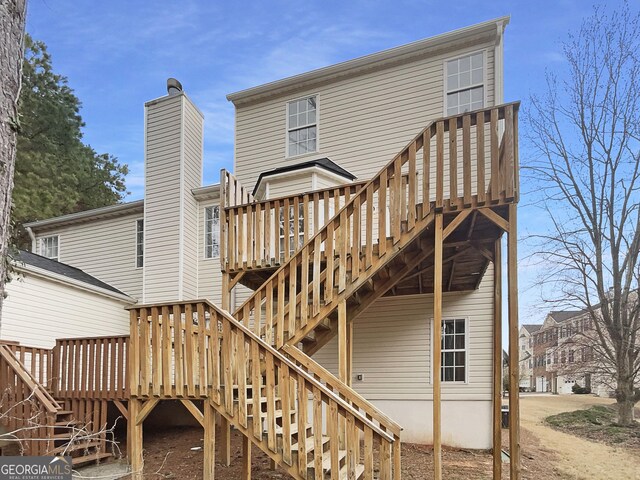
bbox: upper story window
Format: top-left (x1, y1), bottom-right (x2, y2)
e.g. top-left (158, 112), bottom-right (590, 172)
top-left (440, 318), bottom-right (467, 382)
top-left (40, 235), bottom-right (59, 261)
top-left (136, 219), bottom-right (144, 268)
top-left (446, 52), bottom-right (484, 116)
top-left (287, 96), bottom-right (317, 157)
top-left (205, 206), bottom-right (220, 258)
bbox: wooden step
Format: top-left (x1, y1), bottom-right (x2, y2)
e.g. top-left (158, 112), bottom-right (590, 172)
top-left (54, 419), bottom-right (79, 426)
top-left (71, 452), bottom-right (112, 466)
top-left (276, 422), bottom-right (312, 437)
top-left (50, 439), bottom-right (103, 455)
top-left (307, 448), bottom-right (347, 470)
top-left (55, 410), bottom-right (74, 416)
top-left (291, 435), bottom-right (329, 453)
top-left (336, 463), bottom-right (365, 480)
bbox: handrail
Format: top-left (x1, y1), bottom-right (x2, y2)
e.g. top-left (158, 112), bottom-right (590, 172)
top-left (4, 343), bottom-right (53, 387)
top-left (282, 344), bottom-right (402, 438)
top-left (0, 344), bottom-right (59, 413)
top-left (232, 102), bottom-right (520, 348)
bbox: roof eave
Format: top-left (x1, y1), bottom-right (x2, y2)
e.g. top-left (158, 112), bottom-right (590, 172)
top-left (24, 200), bottom-right (145, 231)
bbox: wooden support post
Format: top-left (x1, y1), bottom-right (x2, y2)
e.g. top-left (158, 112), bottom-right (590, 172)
top-left (129, 398), bottom-right (144, 480)
top-left (338, 299), bottom-right (349, 449)
top-left (204, 400), bottom-right (216, 480)
top-left (493, 239), bottom-right (502, 479)
top-left (433, 213), bottom-right (443, 480)
top-left (507, 204), bottom-right (520, 479)
top-left (219, 273), bottom-right (232, 467)
top-left (242, 434), bottom-right (251, 480)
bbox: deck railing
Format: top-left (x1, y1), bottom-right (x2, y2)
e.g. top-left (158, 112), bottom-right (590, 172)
top-left (0, 344), bottom-right (59, 455)
top-left (221, 103), bottom-right (519, 273)
top-left (231, 103), bottom-right (519, 348)
top-left (2, 342), bottom-right (53, 388)
top-left (128, 300), bottom-right (401, 479)
top-left (53, 335), bottom-right (130, 400)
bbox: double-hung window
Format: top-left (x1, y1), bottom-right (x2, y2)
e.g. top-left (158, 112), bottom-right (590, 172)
top-left (445, 52), bottom-right (484, 115)
top-left (287, 96), bottom-right (317, 157)
top-left (279, 204), bottom-right (304, 256)
top-left (136, 219), bottom-right (144, 268)
top-left (205, 206), bottom-right (220, 258)
top-left (440, 318), bottom-right (467, 382)
top-left (40, 235), bottom-right (59, 261)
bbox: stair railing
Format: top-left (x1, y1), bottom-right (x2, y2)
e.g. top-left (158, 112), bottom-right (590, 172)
top-left (128, 299), bottom-right (401, 479)
top-left (232, 102), bottom-right (520, 349)
top-left (0, 344), bottom-right (59, 455)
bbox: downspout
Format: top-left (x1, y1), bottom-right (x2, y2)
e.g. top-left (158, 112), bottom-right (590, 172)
top-left (25, 226), bottom-right (36, 253)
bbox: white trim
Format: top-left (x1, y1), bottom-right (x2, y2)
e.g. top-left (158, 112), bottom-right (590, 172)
top-left (285, 93), bottom-right (320, 159)
top-left (134, 218), bottom-right (144, 269)
top-left (24, 200), bottom-right (144, 231)
top-left (178, 98), bottom-right (186, 301)
top-left (442, 49), bottom-right (488, 116)
top-left (142, 105), bottom-right (148, 303)
top-left (39, 234), bottom-right (60, 262)
top-left (13, 262), bottom-right (135, 303)
top-left (430, 316), bottom-right (470, 385)
top-left (203, 204), bottom-right (220, 260)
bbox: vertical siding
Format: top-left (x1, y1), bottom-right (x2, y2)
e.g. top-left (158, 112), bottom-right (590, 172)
top-left (34, 213), bottom-right (143, 299)
top-left (1, 272), bottom-right (130, 349)
top-left (235, 43), bottom-right (496, 193)
top-left (313, 264), bottom-right (495, 401)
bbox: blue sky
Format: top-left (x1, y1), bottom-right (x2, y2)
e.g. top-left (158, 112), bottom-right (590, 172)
top-left (25, 0), bottom-right (626, 324)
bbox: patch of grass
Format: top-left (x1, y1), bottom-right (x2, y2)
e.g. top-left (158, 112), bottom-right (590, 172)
top-left (545, 404), bottom-right (640, 449)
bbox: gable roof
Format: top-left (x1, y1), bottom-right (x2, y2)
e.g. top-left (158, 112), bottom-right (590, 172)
top-left (252, 158), bottom-right (357, 195)
top-left (522, 324), bottom-right (542, 334)
top-left (227, 16), bottom-right (510, 105)
top-left (548, 311), bottom-right (583, 323)
top-left (12, 250), bottom-right (131, 300)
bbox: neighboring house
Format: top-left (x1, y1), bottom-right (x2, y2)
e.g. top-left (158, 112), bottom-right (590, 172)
top-left (3, 17), bottom-right (522, 478)
top-left (519, 324), bottom-right (540, 391)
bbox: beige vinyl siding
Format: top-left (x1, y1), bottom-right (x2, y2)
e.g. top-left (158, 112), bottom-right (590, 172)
top-left (265, 173), bottom-right (314, 199)
top-left (33, 214), bottom-right (143, 299)
top-left (235, 43), bottom-right (496, 193)
top-left (1, 272), bottom-right (130, 349)
top-left (144, 95), bottom-right (183, 302)
top-left (313, 263), bottom-right (494, 401)
top-left (315, 171), bottom-right (355, 189)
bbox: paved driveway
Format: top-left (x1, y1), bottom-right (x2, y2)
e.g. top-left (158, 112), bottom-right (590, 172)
top-left (520, 395), bottom-right (639, 480)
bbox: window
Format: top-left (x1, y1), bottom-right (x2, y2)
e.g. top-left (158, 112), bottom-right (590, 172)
top-left (40, 235), bottom-right (59, 261)
top-left (136, 219), bottom-right (144, 268)
top-left (440, 318), bottom-right (467, 382)
top-left (287, 96), bottom-right (317, 157)
top-left (445, 52), bottom-right (484, 115)
top-left (205, 206), bottom-right (220, 258)
top-left (279, 204), bottom-right (305, 257)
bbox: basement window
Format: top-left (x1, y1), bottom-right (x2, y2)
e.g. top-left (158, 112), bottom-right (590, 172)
top-left (441, 318), bottom-right (467, 382)
top-left (40, 235), bottom-right (59, 261)
top-left (205, 206), bottom-right (220, 258)
top-left (136, 219), bottom-right (144, 268)
top-left (287, 96), bottom-right (317, 157)
top-left (445, 51), bottom-right (484, 116)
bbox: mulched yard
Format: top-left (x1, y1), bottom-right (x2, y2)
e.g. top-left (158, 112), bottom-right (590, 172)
top-left (118, 425), bottom-right (565, 479)
top-left (545, 404), bottom-right (640, 450)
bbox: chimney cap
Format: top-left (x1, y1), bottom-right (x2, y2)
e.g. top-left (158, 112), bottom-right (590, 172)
top-left (167, 78), bottom-right (183, 96)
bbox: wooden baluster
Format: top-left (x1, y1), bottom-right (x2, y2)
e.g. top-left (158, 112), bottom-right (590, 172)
top-left (423, 129), bottom-right (432, 218)
top-left (408, 142), bottom-right (417, 230)
top-left (352, 195), bottom-right (361, 280)
top-left (128, 312), bottom-right (138, 397)
top-left (185, 304), bottom-right (195, 396)
top-left (312, 192), bottom-right (319, 237)
top-left (284, 198), bottom-right (291, 261)
top-left (313, 386), bottom-right (323, 478)
top-left (274, 200), bottom-right (281, 263)
top-left (255, 202), bottom-right (263, 267)
top-left (323, 191), bottom-right (330, 226)
top-left (378, 170), bottom-right (387, 256)
top-left (436, 121), bottom-right (445, 210)
top-left (364, 426), bottom-right (374, 479)
top-left (236, 332), bottom-right (247, 428)
top-left (346, 414), bottom-right (357, 480)
top-left (365, 185), bottom-right (373, 270)
top-left (249, 340), bottom-right (262, 441)
top-left (293, 196), bottom-right (300, 253)
top-left (280, 363), bottom-right (292, 465)
top-left (173, 304), bottom-right (184, 397)
top-left (328, 401), bottom-right (339, 480)
top-left (139, 308), bottom-right (149, 397)
top-left (264, 201), bottom-right (272, 265)
top-left (490, 108), bottom-right (499, 202)
top-left (229, 208), bottom-right (236, 270)
top-left (198, 303), bottom-right (207, 397)
top-left (379, 439), bottom-right (392, 480)
top-left (152, 307), bottom-right (161, 396)
top-left (265, 282), bottom-right (274, 345)
top-left (296, 377), bottom-right (308, 477)
top-left (222, 320), bottom-right (233, 414)
top-left (79, 339), bottom-right (87, 398)
top-left (93, 340), bottom-right (101, 398)
top-left (325, 222), bottom-right (334, 303)
top-left (463, 114), bottom-right (472, 207)
top-left (265, 353), bottom-right (277, 453)
top-left (505, 105), bottom-right (515, 199)
top-left (288, 257), bottom-right (298, 337)
top-left (123, 337), bottom-right (130, 399)
top-left (313, 235), bottom-right (321, 316)
top-left (254, 292), bottom-right (262, 337)
top-left (247, 203), bottom-right (254, 268)
top-left (449, 117), bottom-right (458, 207)
top-left (338, 209), bottom-right (348, 292)
top-left (162, 306), bottom-right (171, 394)
top-left (87, 338), bottom-right (95, 399)
top-left (276, 271), bottom-right (285, 348)
top-left (477, 111), bottom-right (486, 205)
top-left (392, 160), bottom-right (402, 242)
top-left (238, 206), bottom-right (245, 267)
top-left (393, 438), bottom-right (401, 480)
top-left (300, 246), bottom-right (310, 328)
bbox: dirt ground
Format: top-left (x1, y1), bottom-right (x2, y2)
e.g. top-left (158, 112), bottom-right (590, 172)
top-left (118, 395), bottom-right (639, 479)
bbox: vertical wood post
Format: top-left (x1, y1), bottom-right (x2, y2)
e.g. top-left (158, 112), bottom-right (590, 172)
top-left (203, 400), bottom-right (216, 480)
top-left (338, 299), bottom-right (349, 449)
top-left (219, 273), bottom-right (232, 467)
top-left (493, 239), bottom-right (503, 479)
top-left (433, 213), bottom-right (443, 480)
top-left (129, 398), bottom-right (143, 480)
top-left (242, 434), bottom-right (252, 480)
top-left (507, 204), bottom-right (520, 479)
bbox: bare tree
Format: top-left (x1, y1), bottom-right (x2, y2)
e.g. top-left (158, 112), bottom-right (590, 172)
top-left (526, 2), bottom-right (640, 425)
top-left (0, 0), bottom-right (27, 316)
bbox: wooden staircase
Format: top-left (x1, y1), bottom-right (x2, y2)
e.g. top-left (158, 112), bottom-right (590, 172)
top-left (0, 344), bottom-right (112, 465)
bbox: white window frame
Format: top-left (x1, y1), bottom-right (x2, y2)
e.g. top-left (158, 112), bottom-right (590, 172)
top-left (204, 205), bottom-right (220, 259)
top-left (135, 219), bottom-right (144, 269)
top-left (39, 235), bottom-right (59, 261)
top-left (430, 317), bottom-right (470, 384)
top-left (443, 50), bottom-right (487, 116)
top-left (278, 203), bottom-right (305, 257)
top-left (285, 94), bottom-right (319, 158)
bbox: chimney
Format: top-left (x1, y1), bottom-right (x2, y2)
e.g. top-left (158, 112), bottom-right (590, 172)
top-left (142, 79), bottom-right (204, 303)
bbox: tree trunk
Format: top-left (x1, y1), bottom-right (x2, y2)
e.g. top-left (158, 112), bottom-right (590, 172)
top-left (615, 364), bottom-right (637, 426)
top-left (0, 0), bottom-right (27, 317)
